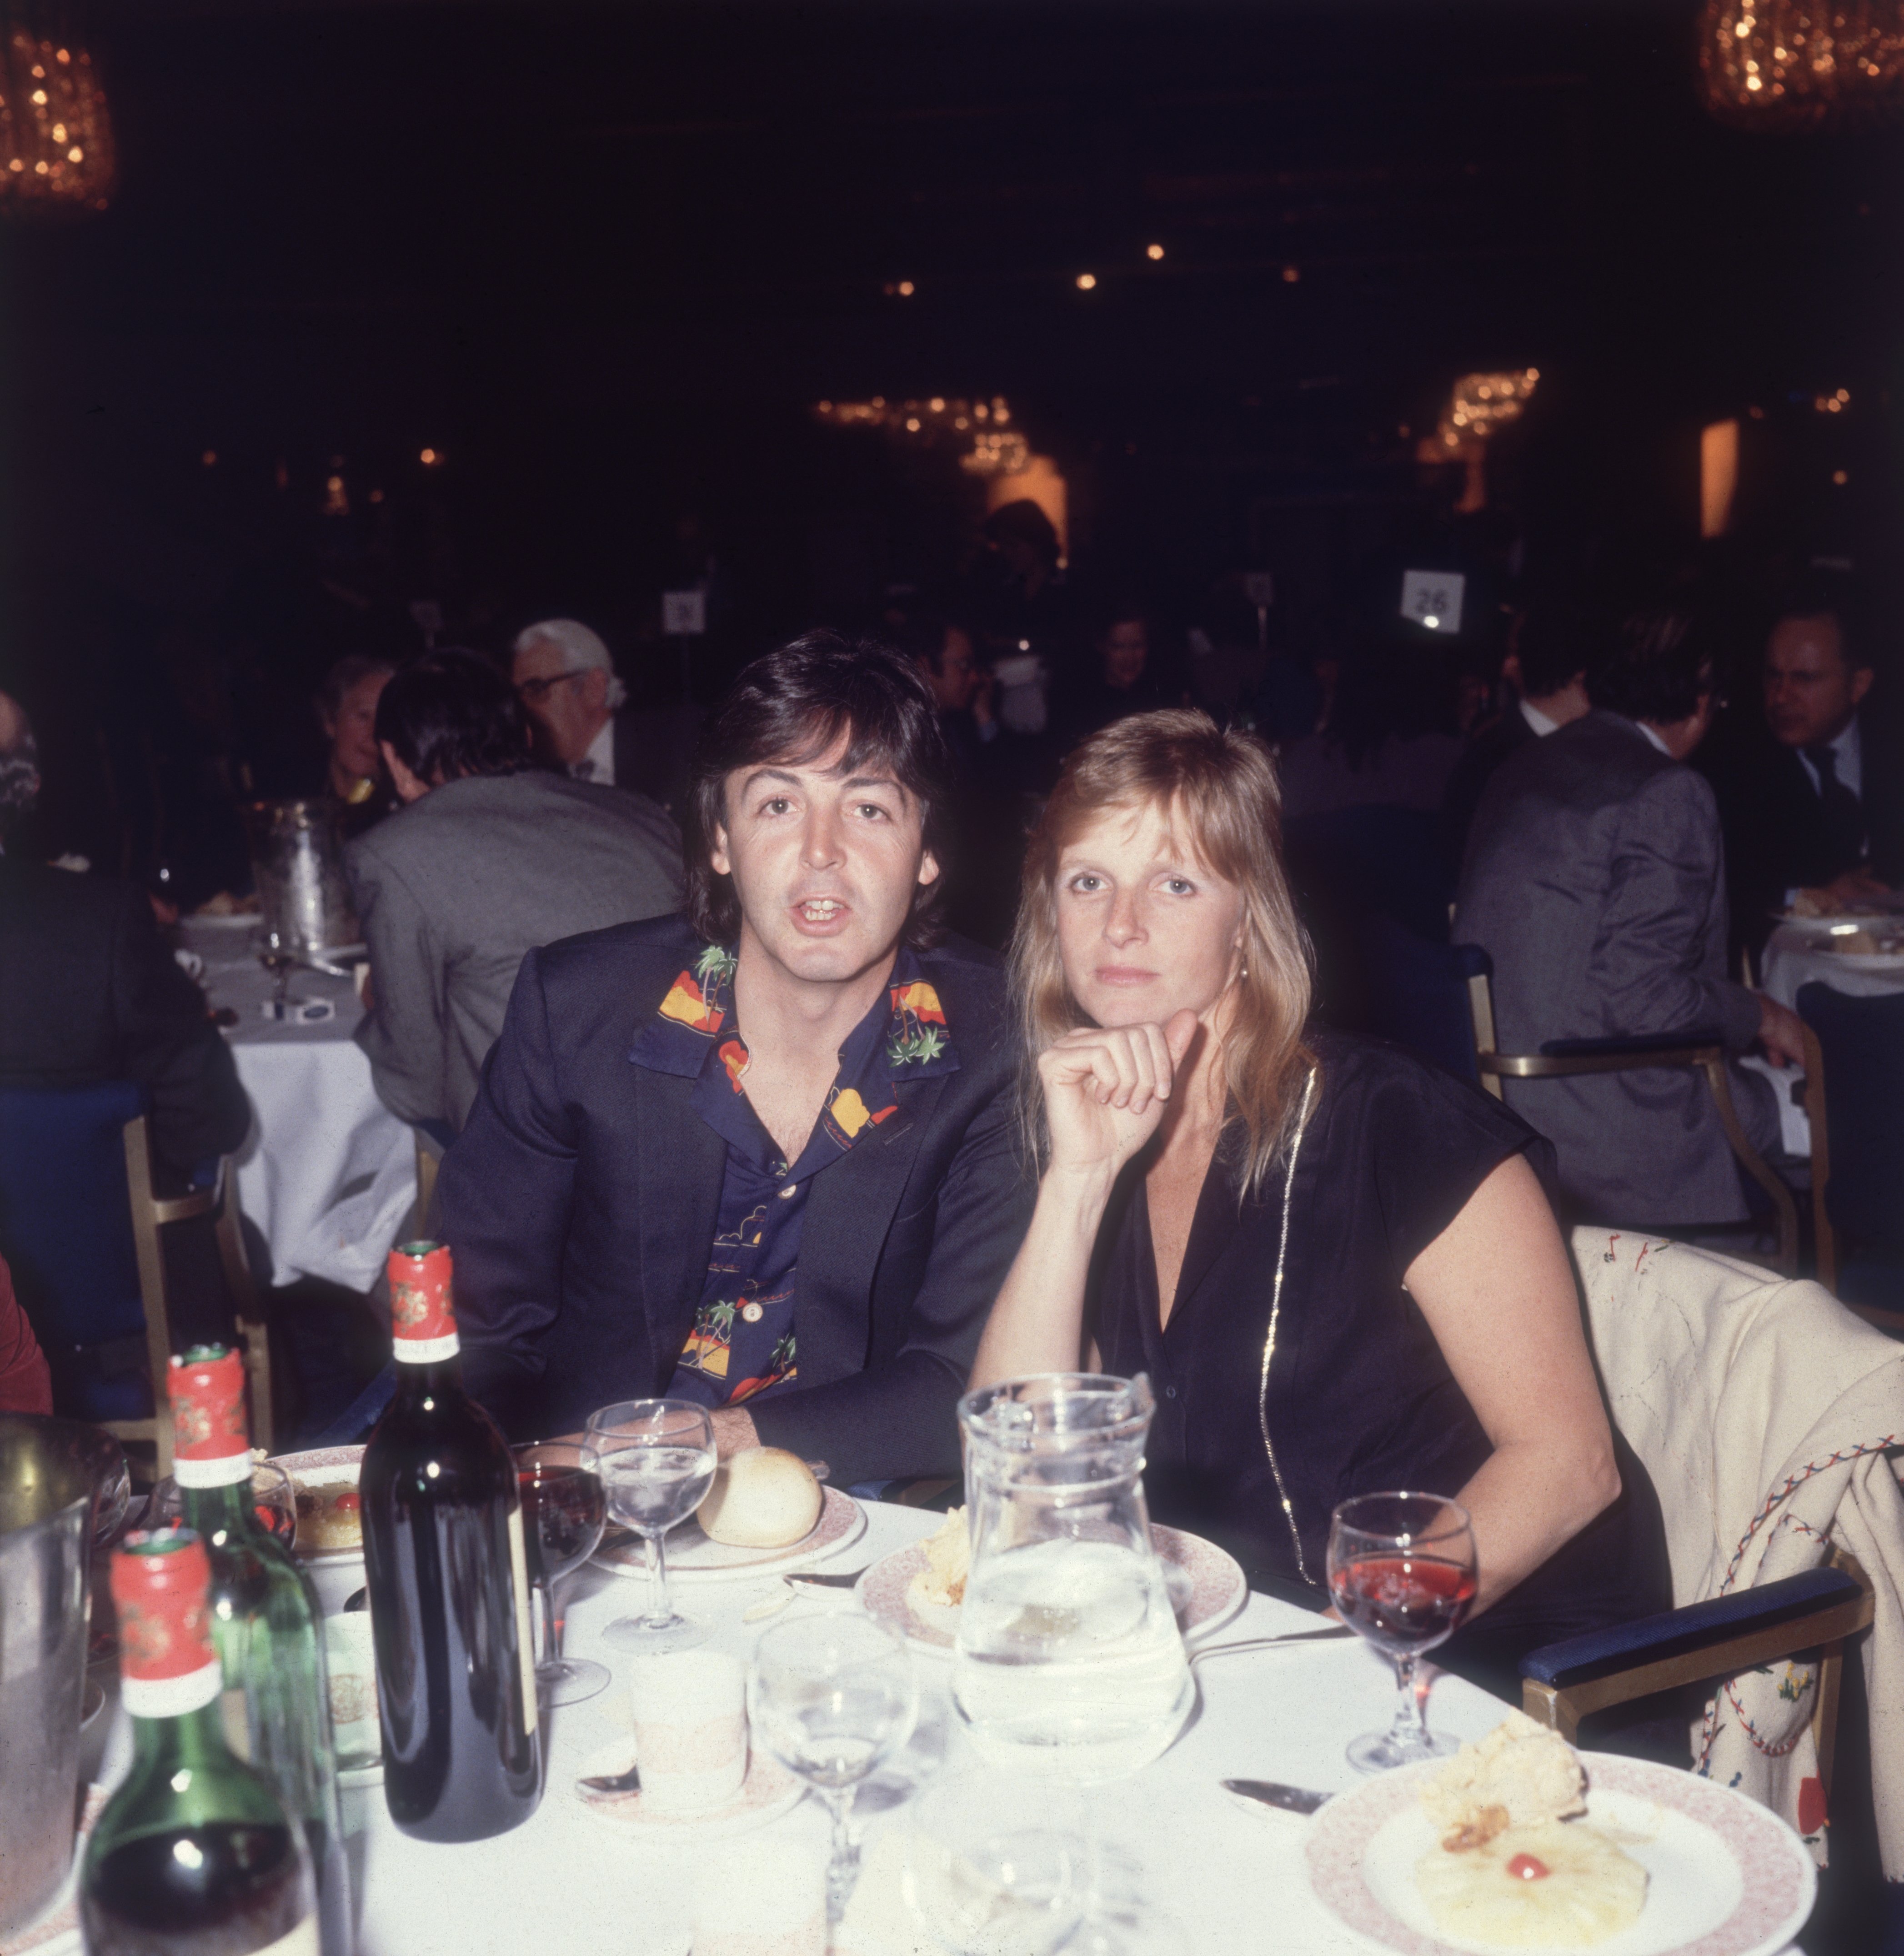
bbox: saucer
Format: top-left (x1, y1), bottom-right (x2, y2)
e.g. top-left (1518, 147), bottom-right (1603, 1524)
top-left (572, 1740), bottom-right (804, 1840)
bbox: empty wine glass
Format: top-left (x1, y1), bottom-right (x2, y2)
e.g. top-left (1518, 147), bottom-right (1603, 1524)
top-left (749, 1614), bottom-right (918, 1924)
top-left (585, 1399), bottom-right (716, 1653)
top-left (902, 1770), bottom-right (1087, 1956)
top-left (512, 1440), bottom-right (609, 1705)
top-left (1327, 1491), bottom-right (1477, 1772)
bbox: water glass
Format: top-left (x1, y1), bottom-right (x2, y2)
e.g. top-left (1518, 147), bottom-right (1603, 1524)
top-left (902, 1770), bottom-right (1087, 1956)
top-left (513, 1440), bottom-right (609, 1705)
top-left (585, 1399), bottom-right (716, 1653)
top-left (749, 1614), bottom-right (917, 1923)
top-left (1327, 1490), bottom-right (1477, 1772)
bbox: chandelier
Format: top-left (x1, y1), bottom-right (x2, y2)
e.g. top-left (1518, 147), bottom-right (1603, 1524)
top-left (814, 396), bottom-right (1030, 477)
top-left (0, 3), bottom-right (115, 214)
top-left (1697, 1), bottom-right (1904, 130)
top-left (1433, 369), bottom-right (1539, 452)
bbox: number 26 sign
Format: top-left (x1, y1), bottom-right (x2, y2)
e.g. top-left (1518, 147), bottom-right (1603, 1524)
top-left (1399, 569), bottom-right (1465, 635)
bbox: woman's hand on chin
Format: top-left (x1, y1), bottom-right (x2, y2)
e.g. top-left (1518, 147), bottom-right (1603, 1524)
top-left (1039, 1010), bottom-right (1200, 1180)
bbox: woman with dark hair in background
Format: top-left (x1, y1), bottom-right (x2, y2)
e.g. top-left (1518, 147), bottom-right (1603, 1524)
top-left (972, 708), bottom-right (1669, 1702)
top-left (347, 649), bottom-right (682, 1134)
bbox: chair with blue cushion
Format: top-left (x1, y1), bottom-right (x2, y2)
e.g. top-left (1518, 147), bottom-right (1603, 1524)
top-left (1521, 1232), bottom-right (1902, 1918)
top-left (1797, 983), bottom-right (1904, 1333)
top-left (0, 1083), bottom-right (271, 1471)
top-left (1350, 916), bottom-right (1492, 1085)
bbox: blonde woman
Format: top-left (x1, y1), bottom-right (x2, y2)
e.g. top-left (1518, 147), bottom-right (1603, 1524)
top-left (972, 710), bottom-right (1668, 1691)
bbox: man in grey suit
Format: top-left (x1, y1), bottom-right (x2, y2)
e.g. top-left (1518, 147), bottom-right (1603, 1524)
top-left (1456, 609), bottom-right (1805, 1227)
top-left (349, 650), bottom-right (682, 1133)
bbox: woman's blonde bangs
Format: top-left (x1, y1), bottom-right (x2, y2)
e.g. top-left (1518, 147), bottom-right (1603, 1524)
top-left (1010, 710), bottom-right (1315, 1196)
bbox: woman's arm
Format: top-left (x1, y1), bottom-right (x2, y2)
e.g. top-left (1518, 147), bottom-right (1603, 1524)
top-left (969, 1013), bottom-right (1198, 1390)
top-left (1403, 1152), bottom-right (1621, 1616)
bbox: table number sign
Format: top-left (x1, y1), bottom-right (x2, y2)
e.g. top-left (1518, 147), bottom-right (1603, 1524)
top-left (1400, 569), bottom-right (1464, 634)
top-left (662, 589), bottom-right (707, 636)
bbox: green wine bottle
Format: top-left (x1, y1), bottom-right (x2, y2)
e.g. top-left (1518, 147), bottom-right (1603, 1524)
top-left (82, 1530), bottom-right (317, 1955)
top-left (169, 1349), bottom-right (351, 1956)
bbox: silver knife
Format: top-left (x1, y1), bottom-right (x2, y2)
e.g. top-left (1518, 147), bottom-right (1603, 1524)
top-left (1221, 1778), bottom-right (1333, 1816)
top-left (782, 1568), bottom-right (865, 1590)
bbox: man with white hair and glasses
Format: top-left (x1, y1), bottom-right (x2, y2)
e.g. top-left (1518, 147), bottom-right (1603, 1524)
top-left (511, 617), bottom-right (701, 816)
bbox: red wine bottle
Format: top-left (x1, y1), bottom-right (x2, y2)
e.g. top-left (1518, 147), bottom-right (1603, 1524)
top-left (361, 1241), bottom-right (542, 1841)
top-left (82, 1531), bottom-right (317, 1956)
top-left (170, 1349), bottom-right (351, 1956)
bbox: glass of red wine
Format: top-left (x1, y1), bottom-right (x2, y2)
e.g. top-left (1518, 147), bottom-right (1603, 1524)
top-left (1327, 1491), bottom-right (1477, 1773)
top-left (512, 1441), bottom-right (610, 1706)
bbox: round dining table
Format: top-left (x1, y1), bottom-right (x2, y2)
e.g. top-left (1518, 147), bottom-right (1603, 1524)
top-left (1761, 923), bottom-right (1904, 1012)
top-left (175, 919), bottom-right (416, 1295)
top-left (43, 1500), bottom-right (1799, 1956)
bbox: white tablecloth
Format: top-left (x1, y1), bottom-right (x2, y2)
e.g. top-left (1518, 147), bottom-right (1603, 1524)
top-left (55, 1501), bottom-right (1807, 1956)
top-left (178, 922), bottom-right (415, 1293)
top-left (1762, 923), bottom-right (1904, 1010)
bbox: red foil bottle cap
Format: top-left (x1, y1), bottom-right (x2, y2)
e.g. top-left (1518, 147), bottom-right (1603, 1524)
top-left (111, 1530), bottom-right (223, 1716)
top-left (388, 1239), bottom-right (460, 1363)
top-left (169, 1346), bottom-right (252, 1486)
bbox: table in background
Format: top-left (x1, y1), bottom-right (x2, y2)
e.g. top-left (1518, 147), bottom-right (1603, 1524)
top-left (1762, 924), bottom-right (1904, 1011)
top-left (176, 919), bottom-right (415, 1294)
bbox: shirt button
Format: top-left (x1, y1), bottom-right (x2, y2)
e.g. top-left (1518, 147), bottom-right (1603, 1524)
top-left (778, 1183), bottom-right (798, 1199)
top-left (741, 1303), bottom-right (765, 1324)
top-left (1164, 1385), bottom-right (1178, 1399)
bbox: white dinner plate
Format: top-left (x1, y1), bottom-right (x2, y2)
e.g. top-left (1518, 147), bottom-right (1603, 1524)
top-left (856, 1523), bottom-right (1248, 1656)
top-left (590, 1484), bottom-right (867, 1586)
top-left (572, 1739), bottom-right (805, 1840)
top-left (1303, 1752), bottom-right (1815, 1956)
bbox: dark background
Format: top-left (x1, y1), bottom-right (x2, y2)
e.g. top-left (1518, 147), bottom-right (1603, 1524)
top-left (4, 0), bottom-right (1899, 871)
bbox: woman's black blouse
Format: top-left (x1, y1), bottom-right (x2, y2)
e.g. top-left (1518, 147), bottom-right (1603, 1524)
top-left (1093, 1029), bottom-right (1668, 1684)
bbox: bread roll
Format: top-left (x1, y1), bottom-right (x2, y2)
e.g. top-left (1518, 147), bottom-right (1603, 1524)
top-left (697, 1448), bottom-right (823, 1548)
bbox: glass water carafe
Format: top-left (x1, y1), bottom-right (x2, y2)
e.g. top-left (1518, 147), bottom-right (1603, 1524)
top-left (950, 1373), bottom-right (1193, 1785)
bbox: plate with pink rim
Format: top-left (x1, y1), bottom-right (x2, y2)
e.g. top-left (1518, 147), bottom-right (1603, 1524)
top-left (857, 1522), bottom-right (1248, 1656)
top-left (1303, 1752), bottom-right (1815, 1956)
top-left (591, 1484), bottom-right (867, 1585)
top-left (572, 1739), bottom-right (805, 1840)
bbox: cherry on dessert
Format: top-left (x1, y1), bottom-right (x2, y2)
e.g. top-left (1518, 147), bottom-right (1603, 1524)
top-left (1506, 1853), bottom-right (1550, 1881)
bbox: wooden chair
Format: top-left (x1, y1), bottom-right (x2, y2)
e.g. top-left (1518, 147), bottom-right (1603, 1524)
top-left (117, 1115), bottom-right (275, 1473)
top-left (412, 1126), bottom-right (444, 1242)
top-left (1462, 958), bottom-right (1799, 1275)
top-left (1522, 1556), bottom-right (1873, 1802)
top-left (1523, 1231), bottom-right (1900, 1831)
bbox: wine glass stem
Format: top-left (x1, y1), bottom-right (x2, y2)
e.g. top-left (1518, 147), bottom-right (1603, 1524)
top-left (641, 1527), bottom-right (674, 1627)
top-left (1388, 1650), bottom-right (1428, 1751)
top-left (546, 1576), bottom-right (567, 1665)
top-left (530, 1579), bottom-right (554, 1669)
top-left (822, 1784), bottom-right (858, 1924)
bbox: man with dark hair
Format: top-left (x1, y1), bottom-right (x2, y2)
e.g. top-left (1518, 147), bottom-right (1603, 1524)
top-left (434, 631), bottom-right (1032, 1481)
top-left (347, 650), bottom-right (682, 1133)
top-left (1455, 611), bottom-right (1804, 1229)
top-left (1704, 596), bottom-right (1901, 955)
top-left (1441, 600), bottom-right (1593, 873)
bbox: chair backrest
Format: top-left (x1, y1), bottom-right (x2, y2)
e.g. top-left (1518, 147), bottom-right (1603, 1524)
top-left (0, 1082), bottom-right (146, 1350)
top-left (1571, 1226), bottom-right (1904, 1609)
top-left (1796, 982), bottom-right (1904, 1252)
top-left (1351, 914), bottom-right (1491, 1084)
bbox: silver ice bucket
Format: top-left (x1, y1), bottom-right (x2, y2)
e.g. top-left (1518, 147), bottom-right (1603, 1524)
top-left (245, 797), bottom-right (360, 953)
top-left (0, 1416), bottom-right (128, 1935)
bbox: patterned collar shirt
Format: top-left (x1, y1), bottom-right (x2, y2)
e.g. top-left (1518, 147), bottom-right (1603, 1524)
top-left (628, 941), bottom-right (960, 1408)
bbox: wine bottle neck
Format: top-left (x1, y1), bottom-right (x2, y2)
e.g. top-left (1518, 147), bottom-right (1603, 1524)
top-left (129, 1697), bottom-right (241, 1775)
top-left (177, 1477), bottom-right (257, 1547)
top-left (391, 1354), bottom-right (466, 1407)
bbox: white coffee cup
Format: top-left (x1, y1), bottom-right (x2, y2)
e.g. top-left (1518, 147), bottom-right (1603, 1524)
top-left (324, 1611), bottom-right (381, 1772)
top-left (691, 1835), bottom-right (825, 1955)
top-left (628, 1649), bottom-right (747, 1814)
